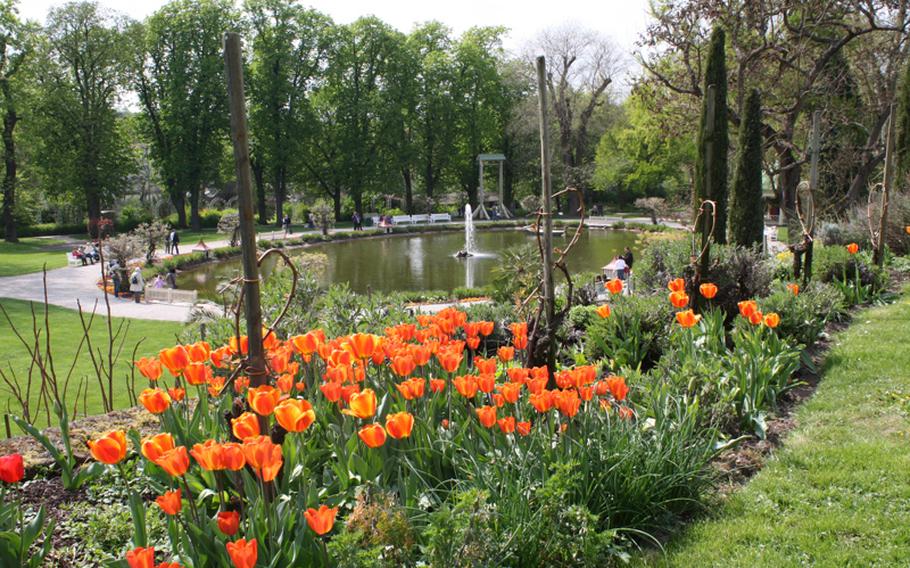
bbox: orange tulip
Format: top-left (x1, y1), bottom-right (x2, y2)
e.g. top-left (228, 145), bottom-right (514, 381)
top-left (139, 388), bottom-right (171, 415)
top-left (395, 378), bottom-right (425, 400)
top-left (429, 378), bottom-right (446, 393)
top-left (553, 389), bottom-right (581, 418)
top-left (595, 304), bottom-right (611, 318)
top-left (605, 278), bottom-right (623, 294)
top-left (347, 333), bottom-right (380, 360)
top-left (669, 290), bottom-right (689, 308)
top-left (320, 381), bottom-right (342, 402)
top-left (358, 423), bottom-right (387, 448)
top-left (305, 504), bottom-right (339, 536)
top-left (88, 430), bottom-right (128, 464)
top-left (475, 405), bottom-right (497, 428)
top-left (787, 283), bottom-right (800, 296)
top-left (186, 341), bottom-right (211, 363)
top-left (211, 345), bottom-right (234, 368)
top-left (605, 376), bottom-right (629, 401)
top-left (220, 443), bottom-right (246, 471)
top-left (159, 346), bottom-right (189, 376)
top-left (474, 357), bottom-right (497, 375)
top-left (906, 225), bottom-right (910, 235)
top-left (141, 433), bottom-right (174, 462)
top-left (479, 320), bottom-right (495, 336)
top-left (667, 277), bottom-right (685, 292)
top-left (247, 385), bottom-right (281, 416)
top-left (748, 310), bottom-right (764, 325)
top-left (699, 283), bottom-right (718, 299)
top-left (477, 374), bottom-right (495, 393)
top-left (675, 309), bottom-right (701, 328)
top-left (737, 300), bottom-right (758, 318)
top-left (126, 546), bottom-right (155, 568)
top-left (764, 312), bottom-right (780, 328)
top-left (497, 416), bottom-right (516, 434)
top-left (342, 388), bottom-right (377, 419)
top-left (168, 387), bottom-right (186, 402)
top-left (274, 398), bottom-right (316, 433)
top-left (498, 382), bottom-right (522, 404)
top-left (217, 511), bottom-right (240, 536)
top-left (437, 350), bottom-right (463, 373)
top-left (183, 362), bottom-right (211, 386)
top-left (385, 412), bottom-right (415, 439)
top-left (290, 330), bottom-right (323, 355)
top-left (232, 412), bottom-right (260, 441)
top-left (241, 436), bottom-right (283, 482)
top-left (390, 354), bottom-right (417, 377)
top-left (517, 421), bottom-right (532, 436)
top-left (155, 446), bottom-right (190, 477)
top-left (510, 322), bottom-right (528, 337)
top-left (453, 375), bottom-right (478, 398)
top-left (507, 367), bottom-right (529, 383)
top-left (191, 440), bottom-right (225, 471)
top-left (229, 335), bottom-right (249, 356)
top-left (846, 242), bottom-right (859, 254)
top-left (155, 488), bottom-right (182, 516)
top-left (226, 538), bottom-right (257, 568)
top-left (512, 333), bottom-right (528, 350)
top-left (134, 357), bottom-right (162, 381)
top-left (526, 377), bottom-right (548, 396)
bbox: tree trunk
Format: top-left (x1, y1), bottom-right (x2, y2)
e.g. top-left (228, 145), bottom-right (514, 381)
top-left (333, 188), bottom-right (342, 221)
top-left (189, 184), bottom-right (201, 231)
top-left (252, 156), bottom-right (267, 224)
top-left (167, 178), bottom-right (187, 228)
top-left (86, 191), bottom-right (102, 238)
top-left (2, 105), bottom-right (17, 243)
top-left (402, 167), bottom-right (413, 214)
top-left (274, 169), bottom-right (285, 227)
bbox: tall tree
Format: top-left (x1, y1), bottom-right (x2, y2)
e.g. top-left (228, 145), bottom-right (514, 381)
top-left (36, 1), bottom-right (134, 233)
top-left (0, 0), bottom-right (33, 242)
top-left (246, 0), bottom-right (331, 225)
top-left (729, 88), bottom-right (764, 247)
top-left (531, 25), bottom-right (620, 213)
top-left (134, 0), bottom-right (237, 229)
top-left (452, 27), bottom-right (508, 209)
top-left (895, 55), bottom-right (910, 179)
top-left (694, 26), bottom-right (728, 244)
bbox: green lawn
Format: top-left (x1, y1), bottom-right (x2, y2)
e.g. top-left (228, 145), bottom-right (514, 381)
top-left (0, 237), bottom-right (69, 277)
top-left (639, 290), bottom-right (910, 566)
top-left (0, 298), bottom-right (184, 431)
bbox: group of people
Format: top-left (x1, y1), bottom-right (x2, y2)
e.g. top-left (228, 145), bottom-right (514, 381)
top-left (163, 228), bottom-right (181, 255)
top-left (108, 261), bottom-right (178, 304)
top-left (71, 242), bottom-right (100, 265)
top-left (377, 214), bottom-right (394, 233)
top-left (351, 212), bottom-right (364, 231)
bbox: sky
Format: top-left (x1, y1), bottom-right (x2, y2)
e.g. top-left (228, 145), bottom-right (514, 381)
top-left (18, 0), bottom-right (653, 86)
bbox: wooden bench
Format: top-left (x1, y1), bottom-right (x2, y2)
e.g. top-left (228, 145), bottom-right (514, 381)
top-left (145, 287), bottom-right (198, 304)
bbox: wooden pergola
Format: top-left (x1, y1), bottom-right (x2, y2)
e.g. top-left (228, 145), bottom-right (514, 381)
top-left (474, 153), bottom-right (512, 219)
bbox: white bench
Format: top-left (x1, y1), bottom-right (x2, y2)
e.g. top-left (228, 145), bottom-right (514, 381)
top-left (430, 213), bottom-right (452, 223)
top-left (371, 213), bottom-right (452, 227)
top-left (66, 253), bottom-right (83, 267)
top-left (391, 215), bottom-right (412, 225)
top-left (145, 287), bottom-right (198, 304)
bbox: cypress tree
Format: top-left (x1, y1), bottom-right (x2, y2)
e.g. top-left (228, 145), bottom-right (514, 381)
top-left (895, 56), bottom-right (910, 179)
top-left (729, 89), bottom-right (764, 247)
top-left (694, 26), bottom-right (729, 244)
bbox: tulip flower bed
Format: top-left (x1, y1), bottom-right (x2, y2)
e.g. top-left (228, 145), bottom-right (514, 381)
top-left (4, 241), bottom-right (887, 567)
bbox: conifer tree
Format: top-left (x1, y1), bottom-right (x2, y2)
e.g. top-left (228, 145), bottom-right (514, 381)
top-left (694, 26), bottom-right (729, 244)
top-left (729, 89), bottom-right (764, 247)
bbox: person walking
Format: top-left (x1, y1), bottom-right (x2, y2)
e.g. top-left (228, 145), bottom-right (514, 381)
top-left (110, 261), bottom-right (121, 297)
top-left (164, 227), bottom-right (172, 254)
top-left (283, 213), bottom-right (292, 237)
top-left (129, 267), bottom-right (145, 303)
top-left (170, 229), bottom-right (180, 255)
top-left (166, 267), bottom-right (178, 289)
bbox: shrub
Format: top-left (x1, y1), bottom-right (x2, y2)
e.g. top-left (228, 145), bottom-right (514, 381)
top-left (634, 236), bottom-right (691, 294)
top-left (585, 294), bottom-right (673, 371)
top-left (758, 282), bottom-right (846, 347)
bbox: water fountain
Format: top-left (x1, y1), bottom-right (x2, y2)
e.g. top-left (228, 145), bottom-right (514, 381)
top-left (456, 204), bottom-right (477, 258)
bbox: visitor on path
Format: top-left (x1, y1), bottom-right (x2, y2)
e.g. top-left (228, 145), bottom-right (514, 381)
top-left (164, 228), bottom-right (171, 254)
top-left (153, 274), bottom-right (166, 288)
top-left (307, 213), bottom-right (316, 229)
top-left (169, 229), bottom-right (180, 255)
top-left (129, 267), bottom-right (145, 303)
top-left (166, 267), bottom-right (178, 289)
top-left (282, 214), bottom-right (292, 237)
top-left (612, 255), bottom-right (628, 281)
top-left (352, 212), bottom-right (362, 231)
top-left (622, 246), bottom-right (634, 279)
top-left (72, 247), bottom-right (86, 265)
top-left (83, 243), bottom-right (99, 263)
top-left (110, 261), bottom-right (121, 297)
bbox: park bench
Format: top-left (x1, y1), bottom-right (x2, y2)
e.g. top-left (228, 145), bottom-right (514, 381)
top-left (429, 213), bottom-right (452, 223)
top-left (145, 287), bottom-right (198, 304)
top-left (370, 213), bottom-right (453, 227)
top-left (66, 252), bottom-right (83, 267)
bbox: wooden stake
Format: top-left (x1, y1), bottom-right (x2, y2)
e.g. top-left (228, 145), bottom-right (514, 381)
top-left (224, 33), bottom-right (267, 389)
top-left (875, 103), bottom-right (896, 267)
top-left (535, 56), bottom-right (555, 371)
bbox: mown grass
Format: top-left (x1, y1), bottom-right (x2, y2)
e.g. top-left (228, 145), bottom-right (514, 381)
top-left (638, 289), bottom-right (910, 567)
top-left (0, 298), bottom-right (183, 431)
top-left (0, 237), bottom-right (68, 277)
